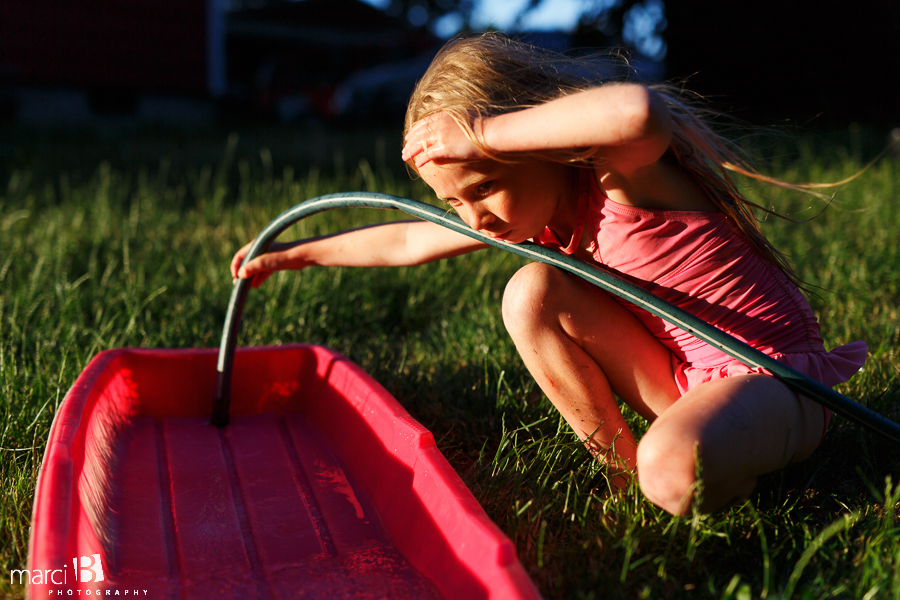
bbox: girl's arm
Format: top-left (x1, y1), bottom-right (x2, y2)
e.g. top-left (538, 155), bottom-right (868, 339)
top-left (403, 84), bottom-right (672, 175)
top-left (231, 220), bottom-right (488, 287)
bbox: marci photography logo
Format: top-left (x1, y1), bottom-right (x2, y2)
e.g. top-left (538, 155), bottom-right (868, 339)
top-left (74, 554), bottom-right (105, 583)
top-left (9, 554), bottom-right (148, 596)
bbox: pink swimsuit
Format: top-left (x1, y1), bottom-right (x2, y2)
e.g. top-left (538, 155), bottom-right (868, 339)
top-left (535, 169), bottom-right (867, 397)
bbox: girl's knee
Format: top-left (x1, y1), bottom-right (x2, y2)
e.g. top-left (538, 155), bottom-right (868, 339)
top-left (636, 431), bottom-right (702, 515)
top-left (637, 427), bottom-right (757, 515)
top-left (501, 263), bottom-right (568, 331)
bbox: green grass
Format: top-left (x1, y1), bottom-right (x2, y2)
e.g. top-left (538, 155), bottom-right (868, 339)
top-left (1, 124), bottom-right (898, 599)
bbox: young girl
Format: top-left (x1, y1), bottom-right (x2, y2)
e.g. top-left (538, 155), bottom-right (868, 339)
top-left (231, 33), bottom-right (867, 515)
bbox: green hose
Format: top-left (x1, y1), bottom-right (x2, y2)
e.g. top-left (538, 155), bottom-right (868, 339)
top-left (213, 192), bottom-right (900, 444)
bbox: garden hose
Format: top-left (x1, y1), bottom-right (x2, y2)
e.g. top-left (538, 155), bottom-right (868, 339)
top-left (214, 192), bottom-right (900, 444)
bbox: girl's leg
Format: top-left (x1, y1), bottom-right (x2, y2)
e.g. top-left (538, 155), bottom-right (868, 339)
top-left (636, 374), bottom-right (826, 514)
top-left (501, 263), bottom-right (681, 477)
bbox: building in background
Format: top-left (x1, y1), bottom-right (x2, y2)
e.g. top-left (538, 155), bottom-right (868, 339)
top-left (0, 0), bottom-right (221, 122)
top-left (0, 0), bottom-right (438, 124)
top-left (226, 0), bottom-right (438, 121)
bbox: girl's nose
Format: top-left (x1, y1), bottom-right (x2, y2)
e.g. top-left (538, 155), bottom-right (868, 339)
top-left (467, 206), bottom-right (494, 231)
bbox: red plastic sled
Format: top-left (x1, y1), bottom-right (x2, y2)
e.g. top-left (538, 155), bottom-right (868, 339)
top-left (28, 344), bottom-right (541, 599)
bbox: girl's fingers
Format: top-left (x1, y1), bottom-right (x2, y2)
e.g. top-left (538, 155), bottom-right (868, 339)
top-left (400, 139), bottom-right (422, 162)
top-left (403, 113), bottom-right (449, 162)
top-left (232, 240), bottom-right (311, 288)
top-left (237, 253), bottom-right (273, 279)
top-left (236, 256), bottom-right (274, 287)
top-left (235, 258), bottom-right (255, 280)
top-left (231, 255), bottom-right (247, 278)
top-left (404, 135), bottom-right (449, 167)
top-left (230, 242), bottom-right (254, 277)
top-left (402, 130), bottom-right (432, 162)
top-left (406, 141), bottom-right (439, 168)
top-left (414, 147), bottom-right (438, 168)
top-left (235, 242), bottom-right (308, 286)
top-left (403, 112), bottom-right (485, 165)
top-left (403, 114), bottom-right (433, 143)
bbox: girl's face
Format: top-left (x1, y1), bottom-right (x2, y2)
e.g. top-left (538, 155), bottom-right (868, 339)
top-left (417, 159), bottom-right (575, 244)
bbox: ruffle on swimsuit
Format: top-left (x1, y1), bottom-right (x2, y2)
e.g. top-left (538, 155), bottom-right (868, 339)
top-left (534, 169), bottom-right (867, 397)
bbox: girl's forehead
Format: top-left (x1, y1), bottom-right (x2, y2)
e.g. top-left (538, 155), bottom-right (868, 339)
top-left (425, 160), bottom-right (481, 177)
top-left (456, 159), bottom-right (496, 174)
top-left (419, 160), bottom-right (496, 196)
top-left (423, 159), bottom-right (495, 177)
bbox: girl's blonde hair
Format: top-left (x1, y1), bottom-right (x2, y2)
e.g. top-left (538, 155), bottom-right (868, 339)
top-left (405, 32), bottom-right (840, 287)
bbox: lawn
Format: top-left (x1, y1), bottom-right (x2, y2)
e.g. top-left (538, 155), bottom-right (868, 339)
top-left (1, 123), bottom-right (898, 599)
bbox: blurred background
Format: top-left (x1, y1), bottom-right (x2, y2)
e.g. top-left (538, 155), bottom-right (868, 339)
top-left (1, 0), bottom-right (897, 130)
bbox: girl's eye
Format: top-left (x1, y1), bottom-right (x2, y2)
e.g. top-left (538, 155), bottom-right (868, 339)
top-left (476, 181), bottom-right (493, 195)
top-left (443, 198), bottom-right (462, 209)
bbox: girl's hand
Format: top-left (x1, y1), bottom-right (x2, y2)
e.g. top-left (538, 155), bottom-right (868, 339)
top-left (402, 112), bottom-right (488, 167)
top-left (230, 240), bottom-right (311, 288)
